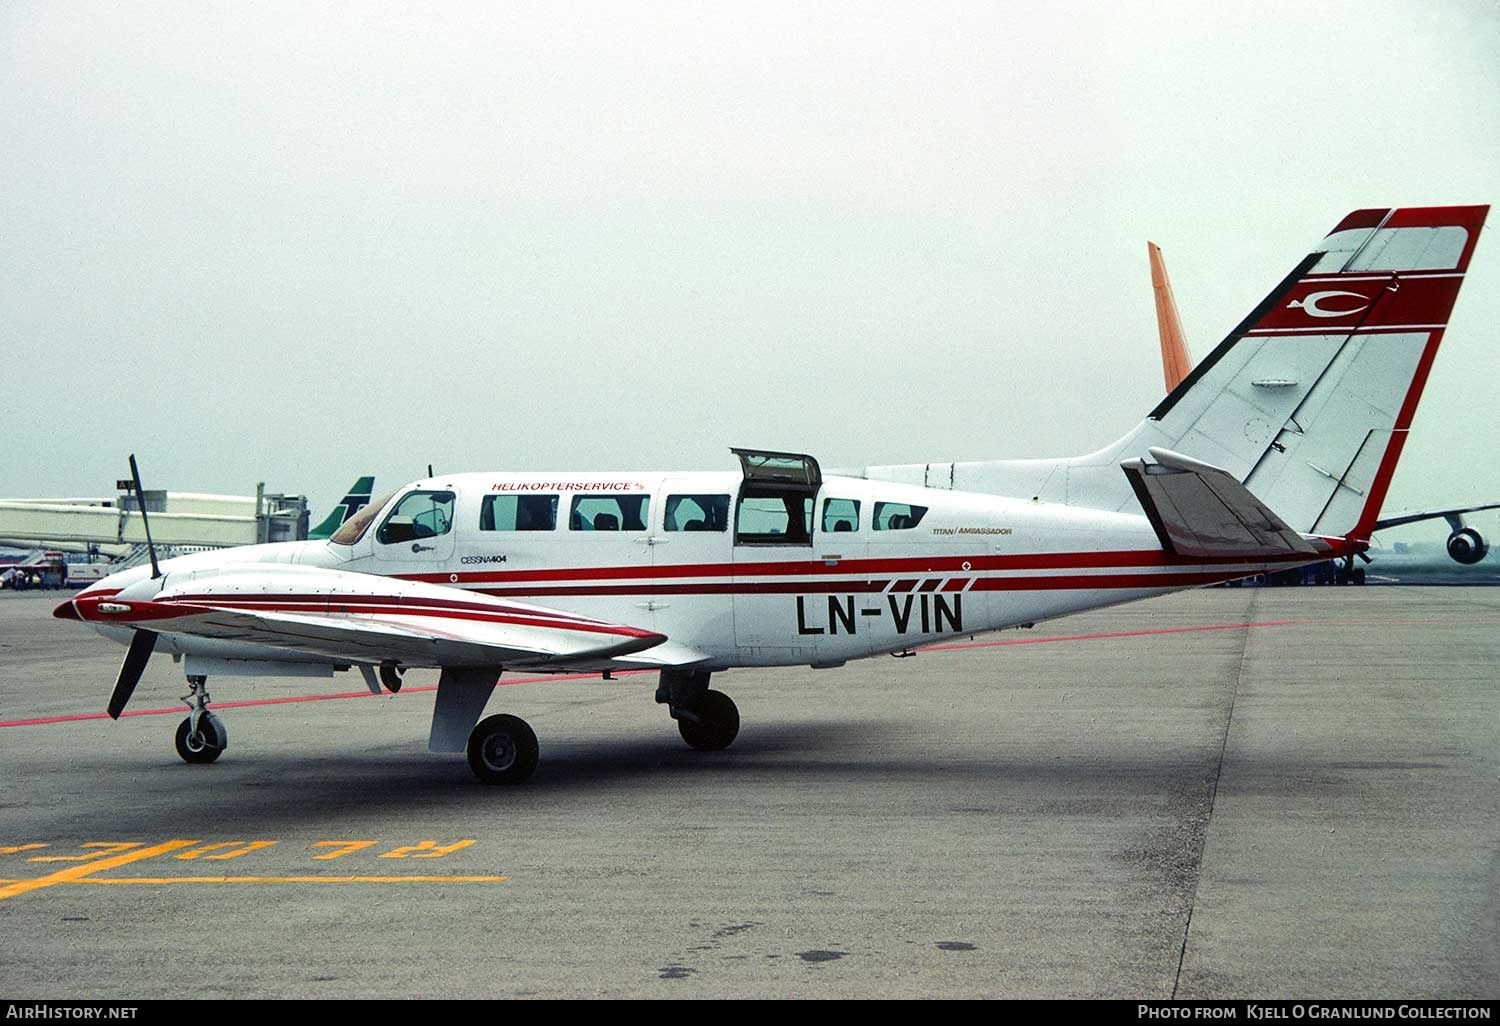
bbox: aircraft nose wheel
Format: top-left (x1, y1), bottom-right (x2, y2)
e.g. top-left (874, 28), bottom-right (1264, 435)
top-left (677, 689), bottom-right (739, 751)
top-left (466, 714), bottom-right (540, 785)
top-left (173, 676), bottom-right (226, 764)
top-left (174, 713), bottom-right (225, 764)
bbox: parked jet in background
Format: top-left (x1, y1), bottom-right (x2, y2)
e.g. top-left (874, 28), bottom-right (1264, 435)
top-left (308, 476), bottom-right (376, 541)
top-left (1150, 241), bottom-right (1194, 394)
top-left (53, 205), bottom-right (1489, 784)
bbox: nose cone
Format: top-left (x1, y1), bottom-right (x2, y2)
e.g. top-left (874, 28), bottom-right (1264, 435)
top-left (57, 567), bottom-right (152, 624)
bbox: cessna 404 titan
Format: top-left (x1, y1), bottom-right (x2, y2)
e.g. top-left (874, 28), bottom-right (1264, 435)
top-left (55, 204), bottom-right (1488, 784)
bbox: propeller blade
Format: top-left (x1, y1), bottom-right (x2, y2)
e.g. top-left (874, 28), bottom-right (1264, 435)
top-left (127, 454), bottom-right (161, 579)
top-left (107, 629), bottom-right (158, 720)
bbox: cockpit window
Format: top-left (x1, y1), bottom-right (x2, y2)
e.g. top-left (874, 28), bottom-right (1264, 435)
top-left (872, 502), bottom-right (928, 530)
top-left (376, 490), bottom-right (456, 545)
top-left (328, 491), bottom-right (397, 545)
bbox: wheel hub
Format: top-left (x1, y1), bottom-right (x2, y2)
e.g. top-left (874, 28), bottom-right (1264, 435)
top-left (482, 733), bottom-right (517, 772)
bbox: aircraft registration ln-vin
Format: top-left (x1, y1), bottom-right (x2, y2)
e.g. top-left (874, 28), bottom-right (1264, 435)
top-left (53, 204), bottom-right (1489, 783)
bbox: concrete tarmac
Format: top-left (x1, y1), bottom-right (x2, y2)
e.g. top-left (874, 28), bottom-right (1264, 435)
top-left (0, 587), bottom-right (1495, 999)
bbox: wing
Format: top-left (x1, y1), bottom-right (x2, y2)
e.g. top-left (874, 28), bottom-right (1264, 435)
top-left (1374, 502), bottom-right (1500, 532)
top-left (69, 563), bottom-right (666, 671)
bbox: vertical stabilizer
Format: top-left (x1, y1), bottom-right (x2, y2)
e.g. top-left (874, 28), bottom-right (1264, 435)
top-left (308, 476), bottom-right (377, 540)
top-left (855, 205), bottom-right (1488, 542)
top-left (1150, 242), bottom-right (1193, 392)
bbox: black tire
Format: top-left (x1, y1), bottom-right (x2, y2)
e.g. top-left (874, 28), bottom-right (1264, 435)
top-left (174, 716), bottom-right (224, 765)
top-left (466, 714), bottom-right (540, 785)
top-left (678, 689), bottom-right (740, 751)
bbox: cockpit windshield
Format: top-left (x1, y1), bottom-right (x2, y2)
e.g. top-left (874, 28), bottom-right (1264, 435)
top-left (328, 491), bottom-right (397, 546)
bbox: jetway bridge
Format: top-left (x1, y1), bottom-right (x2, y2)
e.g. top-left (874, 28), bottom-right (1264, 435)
top-left (0, 486), bottom-right (309, 556)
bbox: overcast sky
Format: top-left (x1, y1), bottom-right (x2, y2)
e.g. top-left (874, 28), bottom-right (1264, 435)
top-left (2, 2), bottom-right (1496, 540)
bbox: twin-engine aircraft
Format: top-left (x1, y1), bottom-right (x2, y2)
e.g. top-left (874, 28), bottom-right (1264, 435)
top-left (54, 204), bottom-right (1488, 784)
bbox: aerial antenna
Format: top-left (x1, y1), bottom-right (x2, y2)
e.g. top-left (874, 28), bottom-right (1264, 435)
top-left (127, 454), bottom-right (161, 579)
top-left (428, 464), bottom-right (434, 478)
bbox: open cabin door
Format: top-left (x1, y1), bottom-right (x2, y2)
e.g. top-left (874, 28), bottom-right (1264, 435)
top-left (729, 449), bottom-right (823, 662)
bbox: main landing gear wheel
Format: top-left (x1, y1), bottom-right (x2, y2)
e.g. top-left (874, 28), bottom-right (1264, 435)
top-left (678, 689), bottom-right (739, 751)
top-left (174, 714), bottom-right (225, 765)
top-left (467, 714), bottom-right (540, 785)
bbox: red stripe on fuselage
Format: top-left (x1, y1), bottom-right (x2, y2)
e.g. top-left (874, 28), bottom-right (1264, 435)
top-left (393, 548), bottom-right (1310, 588)
top-left (463, 568), bottom-right (1256, 599)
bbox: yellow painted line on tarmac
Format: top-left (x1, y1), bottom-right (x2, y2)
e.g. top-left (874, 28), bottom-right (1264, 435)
top-left (0, 839), bottom-right (200, 901)
top-left (77, 875), bottom-right (508, 885)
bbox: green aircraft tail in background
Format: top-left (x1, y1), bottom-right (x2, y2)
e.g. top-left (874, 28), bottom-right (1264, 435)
top-left (308, 476), bottom-right (376, 540)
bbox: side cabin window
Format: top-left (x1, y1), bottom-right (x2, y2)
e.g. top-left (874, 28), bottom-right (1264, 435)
top-left (570, 494), bottom-right (650, 532)
top-left (822, 498), bottom-right (860, 533)
top-left (481, 494), bottom-right (558, 531)
top-left (736, 489), bottom-right (813, 545)
top-left (872, 501), bottom-right (928, 531)
top-left (665, 494), bottom-right (730, 532)
top-left (376, 490), bottom-right (456, 545)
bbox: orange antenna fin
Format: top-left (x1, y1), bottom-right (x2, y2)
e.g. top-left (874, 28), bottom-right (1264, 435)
top-left (1149, 241), bottom-right (1193, 392)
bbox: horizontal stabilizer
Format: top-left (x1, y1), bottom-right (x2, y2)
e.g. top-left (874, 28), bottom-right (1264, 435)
top-left (1122, 447), bottom-right (1323, 559)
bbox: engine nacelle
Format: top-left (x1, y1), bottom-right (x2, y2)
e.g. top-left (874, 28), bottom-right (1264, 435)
top-left (1447, 527), bottom-right (1489, 565)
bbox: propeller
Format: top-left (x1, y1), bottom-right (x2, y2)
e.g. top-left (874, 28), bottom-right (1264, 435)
top-left (128, 453), bottom-right (160, 579)
top-left (105, 454), bottom-right (163, 719)
top-left (107, 629), bottom-right (158, 720)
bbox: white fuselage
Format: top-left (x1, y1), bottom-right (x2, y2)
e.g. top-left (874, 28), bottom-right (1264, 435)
top-left (82, 470), bottom-right (1303, 673)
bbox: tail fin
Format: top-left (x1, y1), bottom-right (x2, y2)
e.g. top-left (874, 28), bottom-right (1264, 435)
top-left (859, 205), bottom-right (1488, 541)
top-left (1155, 205), bottom-right (1487, 540)
top-left (1150, 242), bottom-right (1193, 392)
top-left (308, 476), bottom-right (376, 540)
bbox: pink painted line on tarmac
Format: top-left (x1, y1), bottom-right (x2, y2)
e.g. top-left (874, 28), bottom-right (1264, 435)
top-left (5, 614), bottom-right (1489, 729)
top-left (0, 669), bottom-right (656, 729)
top-left (920, 619), bottom-right (1298, 653)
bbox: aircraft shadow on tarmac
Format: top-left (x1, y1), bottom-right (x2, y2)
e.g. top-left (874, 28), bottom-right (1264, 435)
top-left (16, 716), bottom-right (1435, 839)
